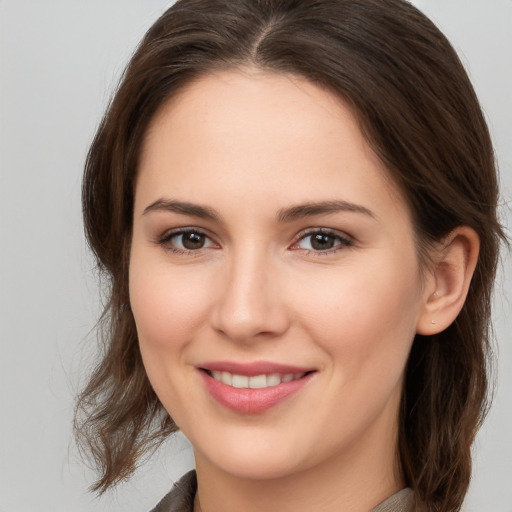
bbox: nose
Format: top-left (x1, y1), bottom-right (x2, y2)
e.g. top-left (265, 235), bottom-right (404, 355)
top-left (210, 247), bottom-right (290, 342)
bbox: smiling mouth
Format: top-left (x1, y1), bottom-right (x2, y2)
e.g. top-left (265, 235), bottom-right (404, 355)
top-left (202, 369), bottom-right (311, 389)
top-left (199, 366), bottom-right (316, 413)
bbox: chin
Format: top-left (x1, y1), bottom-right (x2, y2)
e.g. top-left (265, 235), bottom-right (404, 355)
top-left (194, 434), bottom-right (312, 481)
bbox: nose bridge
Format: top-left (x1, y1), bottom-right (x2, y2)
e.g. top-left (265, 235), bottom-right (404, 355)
top-left (212, 242), bottom-right (288, 341)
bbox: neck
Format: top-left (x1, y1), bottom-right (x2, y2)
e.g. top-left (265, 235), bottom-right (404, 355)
top-left (193, 422), bottom-right (403, 512)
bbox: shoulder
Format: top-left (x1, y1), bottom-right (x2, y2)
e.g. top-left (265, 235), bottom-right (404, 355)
top-left (149, 471), bottom-right (197, 512)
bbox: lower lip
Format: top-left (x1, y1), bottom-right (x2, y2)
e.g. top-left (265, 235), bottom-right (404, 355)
top-left (199, 371), bottom-right (314, 414)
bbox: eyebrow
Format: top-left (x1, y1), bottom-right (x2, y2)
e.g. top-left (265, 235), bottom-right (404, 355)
top-left (142, 198), bottom-right (375, 223)
top-left (143, 199), bottom-right (220, 221)
top-left (276, 200), bottom-right (375, 223)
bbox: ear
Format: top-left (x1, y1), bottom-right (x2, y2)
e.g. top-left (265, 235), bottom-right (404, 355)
top-left (416, 226), bottom-right (480, 335)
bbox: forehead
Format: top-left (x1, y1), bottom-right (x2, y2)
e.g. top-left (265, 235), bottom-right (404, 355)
top-left (142, 69), bottom-right (370, 164)
top-left (137, 69), bottom-right (404, 219)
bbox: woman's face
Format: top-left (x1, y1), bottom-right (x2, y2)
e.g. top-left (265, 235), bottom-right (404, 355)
top-left (130, 70), bottom-right (434, 482)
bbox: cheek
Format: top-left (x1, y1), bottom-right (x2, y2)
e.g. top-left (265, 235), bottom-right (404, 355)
top-left (129, 259), bottom-right (213, 352)
top-left (294, 254), bottom-right (422, 375)
top-left (128, 259), bottom-right (215, 425)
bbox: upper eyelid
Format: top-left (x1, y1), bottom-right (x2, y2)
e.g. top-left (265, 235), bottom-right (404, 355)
top-left (159, 226), bottom-right (214, 241)
top-left (288, 228), bottom-right (354, 255)
top-left (293, 227), bottom-right (353, 241)
top-left (156, 227), bottom-right (218, 255)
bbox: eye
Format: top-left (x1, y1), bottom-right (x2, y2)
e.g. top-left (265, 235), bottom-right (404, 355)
top-left (159, 228), bottom-right (217, 253)
top-left (293, 229), bottom-right (353, 253)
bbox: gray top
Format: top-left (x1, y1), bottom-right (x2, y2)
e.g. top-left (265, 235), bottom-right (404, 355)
top-left (370, 488), bottom-right (414, 512)
top-left (149, 470), bottom-right (414, 512)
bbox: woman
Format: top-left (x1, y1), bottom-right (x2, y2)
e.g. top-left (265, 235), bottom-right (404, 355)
top-left (75, 0), bottom-right (504, 511)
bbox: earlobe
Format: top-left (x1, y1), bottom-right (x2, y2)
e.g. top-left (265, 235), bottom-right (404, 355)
top-left (416, 226), bottom-right (480, 335)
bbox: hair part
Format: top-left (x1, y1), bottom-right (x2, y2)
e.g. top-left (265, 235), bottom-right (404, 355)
top-left (76, 0), bottom-right (505, 509)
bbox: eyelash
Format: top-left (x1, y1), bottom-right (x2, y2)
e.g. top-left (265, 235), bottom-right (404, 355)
top-left (156, 227), bottom-right (354, 256)
top-left (291, 228), bottom-right (354, 255)
top-left (157, 227), bottom-right (217, 256)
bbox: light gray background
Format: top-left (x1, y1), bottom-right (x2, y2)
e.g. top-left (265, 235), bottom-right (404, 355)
top-left (0, 1), bottom-right (510, 511)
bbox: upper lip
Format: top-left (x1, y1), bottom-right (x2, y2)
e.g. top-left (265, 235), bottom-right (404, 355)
top-left (198, 360), bottom-right (316, 376)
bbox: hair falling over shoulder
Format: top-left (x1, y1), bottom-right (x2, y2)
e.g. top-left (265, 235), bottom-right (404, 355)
top-left (75, 1), bottom-right (506, 510)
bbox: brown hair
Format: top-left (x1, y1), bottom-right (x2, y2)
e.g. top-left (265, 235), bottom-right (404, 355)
top-left (76, 0), bottom-right (505, 510)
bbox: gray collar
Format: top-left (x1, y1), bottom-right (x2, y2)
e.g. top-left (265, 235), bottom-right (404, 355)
top-left (370, 487), bottom-right (414, 512)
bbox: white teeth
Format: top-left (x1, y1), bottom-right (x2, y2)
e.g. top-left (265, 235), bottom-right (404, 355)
top-left (248, 374), bottom-right (267, 389)
top-left (232, 374), bottom-right (249, 388)
top-left (209, 371), bottom-right (307, 388)
top-left (221, 371), bottom-right (232, 386)
top-left (266, 373), bottom-right (281, 386)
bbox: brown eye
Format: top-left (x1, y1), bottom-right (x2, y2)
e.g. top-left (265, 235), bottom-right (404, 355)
top-left (181, 232), bottom-right (206, 249)
top-left (294, 229), bottom-right (352, 252)
top-left (162, 229), bottom-right (216, 252)
top-left (310, 233), bottom-right (336, 250)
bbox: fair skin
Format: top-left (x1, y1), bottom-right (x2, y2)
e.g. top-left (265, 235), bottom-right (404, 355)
top-left (129, 69), bottom-right (479, 512)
